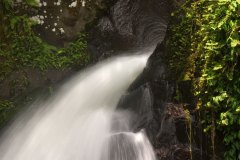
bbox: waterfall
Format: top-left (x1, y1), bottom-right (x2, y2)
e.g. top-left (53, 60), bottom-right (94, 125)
top-left (0, 51), bottom-right (156, 160)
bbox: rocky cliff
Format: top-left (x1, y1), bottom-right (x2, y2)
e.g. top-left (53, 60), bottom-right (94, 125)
top-left (88, 0), bottom-right (209, 159)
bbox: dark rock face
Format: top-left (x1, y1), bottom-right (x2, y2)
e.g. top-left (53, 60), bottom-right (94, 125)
top-left (116, 42), bottom-right (208, 160)
top-left (35, 0), bottom-right (108, 47)
top-left (88, 0), bottom-right (171, 61)
top-left (117, 83), bottom-right (154, 131)
top-left (87, 0), bottom-right (208, 159)
top-left (11, 0), bottom-right (108, 47)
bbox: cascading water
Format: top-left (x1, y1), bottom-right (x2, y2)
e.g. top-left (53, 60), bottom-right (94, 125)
top-left (0, 51), bottom-right (156, 160)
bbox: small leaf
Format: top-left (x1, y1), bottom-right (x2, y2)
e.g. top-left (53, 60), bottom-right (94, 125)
top-left (213, 64), bottom-right (223, 70)
top-left (236, 106), bottom-right (240, 112)
top-left (231, 39), bottom-right (239, 47)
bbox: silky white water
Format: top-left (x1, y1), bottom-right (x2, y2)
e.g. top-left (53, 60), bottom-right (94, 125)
top-left (0, 52), bottom-right (156, 160)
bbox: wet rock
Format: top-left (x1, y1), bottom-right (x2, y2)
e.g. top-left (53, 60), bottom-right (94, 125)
top-left (97, 17), bottom-right (115, 33)
top-left (88, 0), bottom-right (172, 61)
top-left (156, 144), bottom-right (206, 160)
top-left (117, 83), bottom-right (153, 131)
top-left (117, 39), bottom-right (209, 159)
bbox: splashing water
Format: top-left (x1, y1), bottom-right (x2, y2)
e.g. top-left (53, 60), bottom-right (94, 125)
top-left (0, 52), bottom-right (156, 160)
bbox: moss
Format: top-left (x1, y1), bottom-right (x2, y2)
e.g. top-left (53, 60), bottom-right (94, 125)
top-left (0, 2), bottom-right (90, 128)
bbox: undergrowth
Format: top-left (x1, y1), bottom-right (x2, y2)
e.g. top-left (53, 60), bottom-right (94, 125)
top-left (168, 0), bottom-right (240, 159)
top-left (0, 0), bottom-right (89, 127)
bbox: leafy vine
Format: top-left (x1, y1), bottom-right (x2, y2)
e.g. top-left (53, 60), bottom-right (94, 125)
top-left (168, 0), bottom-right (240, 159)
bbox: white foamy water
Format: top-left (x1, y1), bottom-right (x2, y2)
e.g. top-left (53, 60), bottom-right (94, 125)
top-left (0, 52), bottom-right (156, 160)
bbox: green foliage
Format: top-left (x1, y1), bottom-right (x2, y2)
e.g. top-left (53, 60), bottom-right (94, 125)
top-left (2, 0), bottom-right (13, 10)
top-left (168, 0), bottom-right (240, 159)
top-left (166, 1), bottom-right (204, 81)
top-left (0, 100), bottom-right (15, 127)
top-left (0, 13), bottom-right (89, 81)
top-left (0, 0), bottom-right (90, 127)
top-left (197, 1), bottom-right (240, 159)
top-left (166, 1), bottom-right (193, 80)
top-left (57, 35), bottom-right (89, 69)
top-left (2, 0), bottom-right (38, 11)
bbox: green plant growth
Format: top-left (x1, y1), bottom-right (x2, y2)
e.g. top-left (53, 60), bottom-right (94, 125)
top-left (0, 100), bottom-right (15, 127)
top-left (0, 0), bottom-right (90, 127)
top-left (168, 0), bottom-right (240, 159)
top-left (0, 15), bottom-right (89, 81)
top-left (0, 0), bottom-right (90, 81)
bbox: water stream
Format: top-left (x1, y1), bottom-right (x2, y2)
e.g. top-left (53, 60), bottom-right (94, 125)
top-left (0, 52), bottom-right (156, 160)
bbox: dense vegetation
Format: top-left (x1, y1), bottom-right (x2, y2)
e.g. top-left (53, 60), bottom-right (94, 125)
top-left (168, 0), bottom-right (240, 159)
top-left (0, 0), bottom-right (89, 127)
